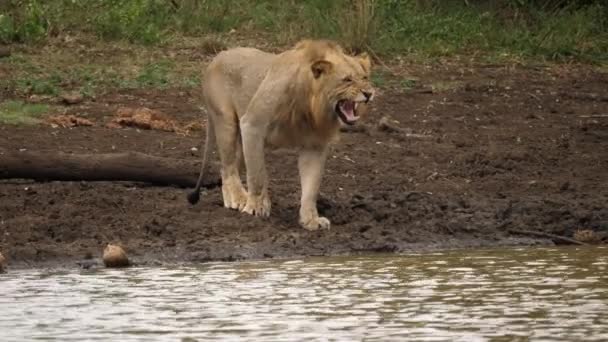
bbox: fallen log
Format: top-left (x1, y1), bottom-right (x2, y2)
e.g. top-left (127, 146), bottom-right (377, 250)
top-left (0, 148), bottom-right (220, 188)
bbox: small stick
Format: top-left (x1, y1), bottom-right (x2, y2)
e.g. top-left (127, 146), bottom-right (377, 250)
top-left (365, 44), bottom-right (397, 75)
top-left (579, 114), bottom-right (608, 118)
top-left (508, 229), bottom-right (587, 246)
top-left (404, 133), bottom-right (433, 139)
top-left (407, 88), bottom-right (434, 94)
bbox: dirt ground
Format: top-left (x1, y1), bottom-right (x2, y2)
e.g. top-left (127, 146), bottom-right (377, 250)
top-left (1, 62), bottom-right (607, 268)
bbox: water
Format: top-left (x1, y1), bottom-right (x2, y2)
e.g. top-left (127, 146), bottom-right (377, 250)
top-left (1, 246), bottom-right (608, 341)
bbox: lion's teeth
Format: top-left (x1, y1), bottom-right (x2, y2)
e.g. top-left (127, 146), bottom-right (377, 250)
top-left (354, 102), bottom-right (359, 110)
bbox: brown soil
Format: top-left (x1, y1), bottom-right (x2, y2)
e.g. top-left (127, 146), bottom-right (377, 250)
top-left (1, 64), bottom-right (607, 268)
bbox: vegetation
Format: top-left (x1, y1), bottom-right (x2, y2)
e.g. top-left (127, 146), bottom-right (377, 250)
top-left (0, 0), bottom-right (606, 63)
top-left (0, 0), bottom-right (606, 125)
top-left (1, 51), bottom-right (202, 98)
top-left (0, 100), bottom-right (50, 124)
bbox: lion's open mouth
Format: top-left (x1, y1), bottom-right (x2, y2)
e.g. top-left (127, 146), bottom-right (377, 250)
top-left (336, 100), bottom-right (360, 125)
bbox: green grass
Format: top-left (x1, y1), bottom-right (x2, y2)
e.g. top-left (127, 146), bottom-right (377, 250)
top-left (135, 60), bottom-right (174, 88)
top-left (0, 49), bottom-right (202, 98)
top-left (370, 70), bottom-right (418, 91)
top-left (371, 72), bottom-right (387, 88)
top-left (0, 100), bottom-right (50, 125)
top-left (1, 0), bottom-right (607, 63)
top-left (400, 78), bottom-right (417, 90)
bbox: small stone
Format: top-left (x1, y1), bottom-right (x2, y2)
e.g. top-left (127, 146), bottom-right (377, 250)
top-left (76, 258), bottom-right (100, 270)
top-left (61, 92), bottom-right (84, 105)
top-left (377, 116), bottom-right (403, 133)
top-left (573, 229), bottom-right (601, 244)
top-left (0, 252), bottom-right (6, 273)
top-left (102, 244), bottom-right (130, 268)
top-left (28, 94), bottom-right (50, 103)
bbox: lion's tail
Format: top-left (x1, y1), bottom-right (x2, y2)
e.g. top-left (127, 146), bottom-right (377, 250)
top-left (187, 113), bottom-right (215, 205)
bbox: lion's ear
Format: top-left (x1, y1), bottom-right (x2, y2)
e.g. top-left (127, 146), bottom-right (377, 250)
top-left (311, 60), bottom-right (333, 79)
top-left (357, 52), bottom-right (372, 74)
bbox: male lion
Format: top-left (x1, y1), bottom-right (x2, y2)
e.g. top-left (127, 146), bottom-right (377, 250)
top-left (187, 39), bottom-right (375, 230)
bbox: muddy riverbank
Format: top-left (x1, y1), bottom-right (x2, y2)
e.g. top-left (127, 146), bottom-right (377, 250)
top-left (1, 64), bottom-right (607, 268)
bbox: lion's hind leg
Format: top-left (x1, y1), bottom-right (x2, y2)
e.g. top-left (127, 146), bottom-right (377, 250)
top-left (208, 105), bottom-right (248, 211)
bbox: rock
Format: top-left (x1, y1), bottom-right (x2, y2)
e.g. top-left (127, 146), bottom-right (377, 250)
top-left (28, 94), bottom-right (52, 104)
top-left (61, 92), bottom-right (84, 105)
top-left (573, 229), bottom-right (601, 244)
top-left (76, 251), bottom-right (101, 269)
top-left (102, 244), bottom-right (130, 268)
top-left (0, 252), bottom-right (6, 273)
top-left (377, 116), bottom-right (403, 133)
top-left (76, 258), bottom-right (101, 270)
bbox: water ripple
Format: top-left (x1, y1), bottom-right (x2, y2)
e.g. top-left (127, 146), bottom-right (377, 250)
top-left (1, 246), bottom-right (607, 341)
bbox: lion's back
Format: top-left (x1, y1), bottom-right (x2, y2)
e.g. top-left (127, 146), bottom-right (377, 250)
top-left (208, 47), bottom-right (275, 86)
top-left (203, 47), bottom-right (277, 115)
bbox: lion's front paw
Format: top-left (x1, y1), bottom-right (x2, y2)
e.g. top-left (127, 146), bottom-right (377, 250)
top-left (300, 215), bottom-right (331, 231)
top-left (242, 193), bottom-right (271, 217)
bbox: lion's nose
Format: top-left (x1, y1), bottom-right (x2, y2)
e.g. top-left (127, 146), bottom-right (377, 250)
top-left (362, 91), bottom-right (372, 102)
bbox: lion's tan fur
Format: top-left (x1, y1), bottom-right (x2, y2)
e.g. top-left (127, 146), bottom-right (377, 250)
top-left (188, 39), bottom-right (375, 230)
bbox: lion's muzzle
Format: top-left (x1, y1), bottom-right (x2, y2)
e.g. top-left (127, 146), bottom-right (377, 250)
top-left (336, 99), bottom-right (360, 125)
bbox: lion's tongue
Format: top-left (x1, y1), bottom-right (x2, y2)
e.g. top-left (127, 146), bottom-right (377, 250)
top-left (340, 101), bottom-right (358, 121)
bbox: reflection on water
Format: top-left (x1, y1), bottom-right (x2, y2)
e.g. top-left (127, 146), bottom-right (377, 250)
top-left (1, 246), bottom-right (608, 341)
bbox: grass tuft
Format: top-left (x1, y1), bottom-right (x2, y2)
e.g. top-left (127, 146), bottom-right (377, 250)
top-left (0, 100), bottom-right (50, 125)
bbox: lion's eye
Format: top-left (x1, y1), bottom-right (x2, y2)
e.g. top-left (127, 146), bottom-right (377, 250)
top-left (343, 76), bottom-right (352, 83)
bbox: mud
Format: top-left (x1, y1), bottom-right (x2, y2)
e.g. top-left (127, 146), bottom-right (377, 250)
top-left (1, 64), bottom-right (607, 268)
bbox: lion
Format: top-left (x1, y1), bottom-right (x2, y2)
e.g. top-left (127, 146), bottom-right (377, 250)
top-left (187, 39), bottom-right (375, 231)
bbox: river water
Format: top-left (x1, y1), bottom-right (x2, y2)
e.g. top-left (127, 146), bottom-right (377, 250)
top-left (1, 246), bottom-right (607, 341)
